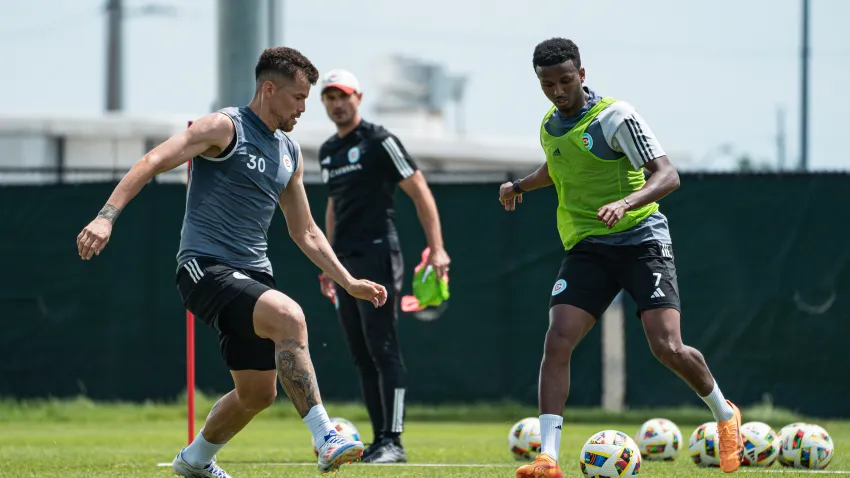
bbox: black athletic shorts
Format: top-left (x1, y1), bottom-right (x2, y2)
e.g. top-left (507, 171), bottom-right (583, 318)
top-left (175, 257), bottom-right (276, 371)
top-left (549, 241), bottom-right (680, 319)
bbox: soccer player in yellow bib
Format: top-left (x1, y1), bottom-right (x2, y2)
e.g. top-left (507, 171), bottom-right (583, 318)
top-left (504, 38), bottom-right (744, 478)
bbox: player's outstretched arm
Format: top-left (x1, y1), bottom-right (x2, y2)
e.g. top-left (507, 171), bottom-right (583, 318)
top-left (498, 161), bottom-right (554, 211)
top-left (279, 153), bottom-right (387, 308)
top-left (399, 171), bottom-right (450, 278)
top-left (76, 113), bottom-right (234, 260)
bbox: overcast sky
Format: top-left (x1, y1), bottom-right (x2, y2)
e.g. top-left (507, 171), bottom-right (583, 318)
top-left (2, 0), bottom-right (848, 170)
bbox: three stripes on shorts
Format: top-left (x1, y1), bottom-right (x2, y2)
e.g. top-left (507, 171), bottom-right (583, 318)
top-left (183, 259), bottom-right (205, 283)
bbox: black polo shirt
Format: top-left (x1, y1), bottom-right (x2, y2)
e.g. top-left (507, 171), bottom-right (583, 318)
top-left (318, 120), bottom-right (418, 256)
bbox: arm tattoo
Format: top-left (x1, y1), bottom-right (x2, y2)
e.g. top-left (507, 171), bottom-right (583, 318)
top-left (97, 204), bottom-right (121, 223)
top-left (275, 339), bottom-right (321, 418)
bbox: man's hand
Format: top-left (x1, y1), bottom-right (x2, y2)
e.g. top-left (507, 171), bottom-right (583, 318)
top-left (345, 279), bottom-right (388, 308)
top-left (499, 182), bottom-right (523, 211)
top-left (318, 272), bottom-right (336, 302)
top-left (597, 199), bottom-right (630, 229)
top-left (77, 217), bottom-right (113, 260)
top-left (427, 247), bottom-right (451, 279)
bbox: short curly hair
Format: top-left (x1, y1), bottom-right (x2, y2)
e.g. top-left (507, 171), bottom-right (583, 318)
top-left (255, 47), bottom-right (319, 85)
top-left (532, 38), bottom-right (581, 70)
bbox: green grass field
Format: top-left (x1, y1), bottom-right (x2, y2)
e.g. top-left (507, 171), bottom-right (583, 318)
top-left (0, 396), bottom-right (846, 477)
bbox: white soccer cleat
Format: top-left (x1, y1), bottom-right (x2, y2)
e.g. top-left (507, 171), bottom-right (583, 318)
top-left (316, 430), bottom-right (365, 473)
top-left (172, 448), bottom-right (232, 478)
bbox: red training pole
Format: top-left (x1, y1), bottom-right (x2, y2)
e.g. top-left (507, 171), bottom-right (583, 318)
top-left (186, 121), bottom-right (196, 446)
top-left (187, 309), bottom-right (195, 445)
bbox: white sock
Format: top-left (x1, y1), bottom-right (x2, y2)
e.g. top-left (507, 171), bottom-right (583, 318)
top-left (700, 381), bottom-right (735, 422)
top-left (303, 404), bottom-right (335, 449)
top-left (539, 414), bottom-right (563, 462)
top-left (182, 431), bottom-right (226, 467)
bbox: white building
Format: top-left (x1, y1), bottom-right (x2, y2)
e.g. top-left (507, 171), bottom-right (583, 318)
top-left (0, 112), bottom-right (694, 186)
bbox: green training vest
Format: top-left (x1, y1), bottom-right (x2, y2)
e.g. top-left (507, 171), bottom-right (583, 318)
top-left (540, 97), bottom-right (658, 250)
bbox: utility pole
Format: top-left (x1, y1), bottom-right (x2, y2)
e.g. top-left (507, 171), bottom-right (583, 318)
top-left (799, 0), bottom-right (810, 171)
top-left (777, 106), bottom-right (786, 171)
top-left (105, 0), bottom-right (123, 112)
top-left (216, 0), bottom-right (266, 110)
top-left (104, 1), bottom-right (175, 112)
top-left (268, 0), bottom-right (279, 47)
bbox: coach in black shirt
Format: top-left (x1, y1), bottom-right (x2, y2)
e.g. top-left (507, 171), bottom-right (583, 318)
top-left (317, 69), bottom-right (450, 463)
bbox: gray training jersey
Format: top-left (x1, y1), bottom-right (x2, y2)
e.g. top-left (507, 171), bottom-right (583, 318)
top-left (176, 106), bottom-right (300, 276)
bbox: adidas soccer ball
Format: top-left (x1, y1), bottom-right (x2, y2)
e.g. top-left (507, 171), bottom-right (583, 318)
top-left (688, 422), bottom-right (720, 467)
top-left (635, 418), bottom-right (682, 461)
top-left (579, 429), bottom-right (641, 477)
top-left (741, 421), bottom-right (780, 466)
top-left (779, 423), bottom-right (834, 469)
top-left (777, 422), bottom-right (808, 466)
top-left (311, 417), bottom-right (361, 456)
top-left (508, 417), bottom-right (541, 461)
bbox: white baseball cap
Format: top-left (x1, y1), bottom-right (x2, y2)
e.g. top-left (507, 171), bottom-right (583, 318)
top-left (321, 69), bottom-right (361, 95)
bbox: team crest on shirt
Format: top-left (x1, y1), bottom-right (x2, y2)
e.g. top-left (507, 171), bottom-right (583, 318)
top-left (552, 279), bottom-right (567, 296)
top-left (347, 147), bottom-right (360, 163)
top-left (282, 154), bottom-right (293, 172)
top-left (581, 133), bottom-right (594, 150)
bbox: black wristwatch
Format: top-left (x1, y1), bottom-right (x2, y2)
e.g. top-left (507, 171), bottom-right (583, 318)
top-left (512, 180), bottom-right (525, 194)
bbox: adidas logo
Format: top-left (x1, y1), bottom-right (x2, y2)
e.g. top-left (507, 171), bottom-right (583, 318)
top-left (650, 288), bottom-right (666, 299)
top-left (553, 148), bottom-right (561, 156)
top-left (321, 156), bottom-right (332, 165)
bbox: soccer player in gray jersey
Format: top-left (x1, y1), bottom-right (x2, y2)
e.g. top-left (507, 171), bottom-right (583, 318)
top-left (76, 47), bottom-right (385, 476)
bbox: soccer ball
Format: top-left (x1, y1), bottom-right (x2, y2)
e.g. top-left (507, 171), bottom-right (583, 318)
top-left (688, 422), bottom-right (720, 467)
top-left (311, 417), bottom-right (361, 456)
top-left (777, 422), bottom-right (808, 467)
top-left (508, 417), bottom-right (541, 461)
top-left (779, 423), bottom-right (834, 469)
top-left (579, 429), bottom-right (641, 477)
top-left (635, 418), bottom-right (682, 461)
top-left (741, 421), bottom-right (780, 466)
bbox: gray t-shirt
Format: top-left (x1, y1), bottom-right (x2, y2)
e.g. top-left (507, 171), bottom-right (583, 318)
top-left (176, 106), bottom-right (300, 275)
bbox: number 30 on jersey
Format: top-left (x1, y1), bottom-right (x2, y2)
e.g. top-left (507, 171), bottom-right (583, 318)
top-left (247, 154), bottom-right (266, 172)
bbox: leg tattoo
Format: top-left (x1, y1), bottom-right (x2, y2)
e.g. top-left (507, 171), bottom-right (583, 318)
top-left (276, 339), bottom-right (321, 418)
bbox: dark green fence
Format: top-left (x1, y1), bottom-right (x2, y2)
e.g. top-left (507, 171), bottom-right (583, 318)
top-left (1, 174), bottom-right (847, 417)
top-left (622, 173), bottom-right (850, 418)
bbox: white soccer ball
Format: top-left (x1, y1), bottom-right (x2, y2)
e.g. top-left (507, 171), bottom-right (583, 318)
top-left (579, 429), bottom-right (641, 477)
top-left (779, 423), bottom-right (834, 469)
top-left (777, 422), bottom-right (809, 467)
top-left (688, 422), bottom-right (720, 467)
top-left (741, 421), bottom-right (780, 467)
top-left (508, 417), bottom-right (542, 461)
top-left (635, 418), bottom-right (683, 461)
top-left (311, 417), bottom-right (361, 456)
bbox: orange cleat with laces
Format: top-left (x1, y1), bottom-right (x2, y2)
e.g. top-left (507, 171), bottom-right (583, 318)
top-left (717, 400), bottom-right (743, 473)
top-left (516, 453), bottom-right (564, 478)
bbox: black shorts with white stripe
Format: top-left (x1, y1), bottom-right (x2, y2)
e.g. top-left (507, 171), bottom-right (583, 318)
top-left (549, 241), bottom-right (680, 319)
top-left (176, 256), bottom-right (276, 370)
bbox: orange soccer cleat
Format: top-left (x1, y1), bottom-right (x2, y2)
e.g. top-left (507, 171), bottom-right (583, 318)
top-left (717, 400), bottom-right (744, 473)
top-left (516, 454), bottom-right (564, 478)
